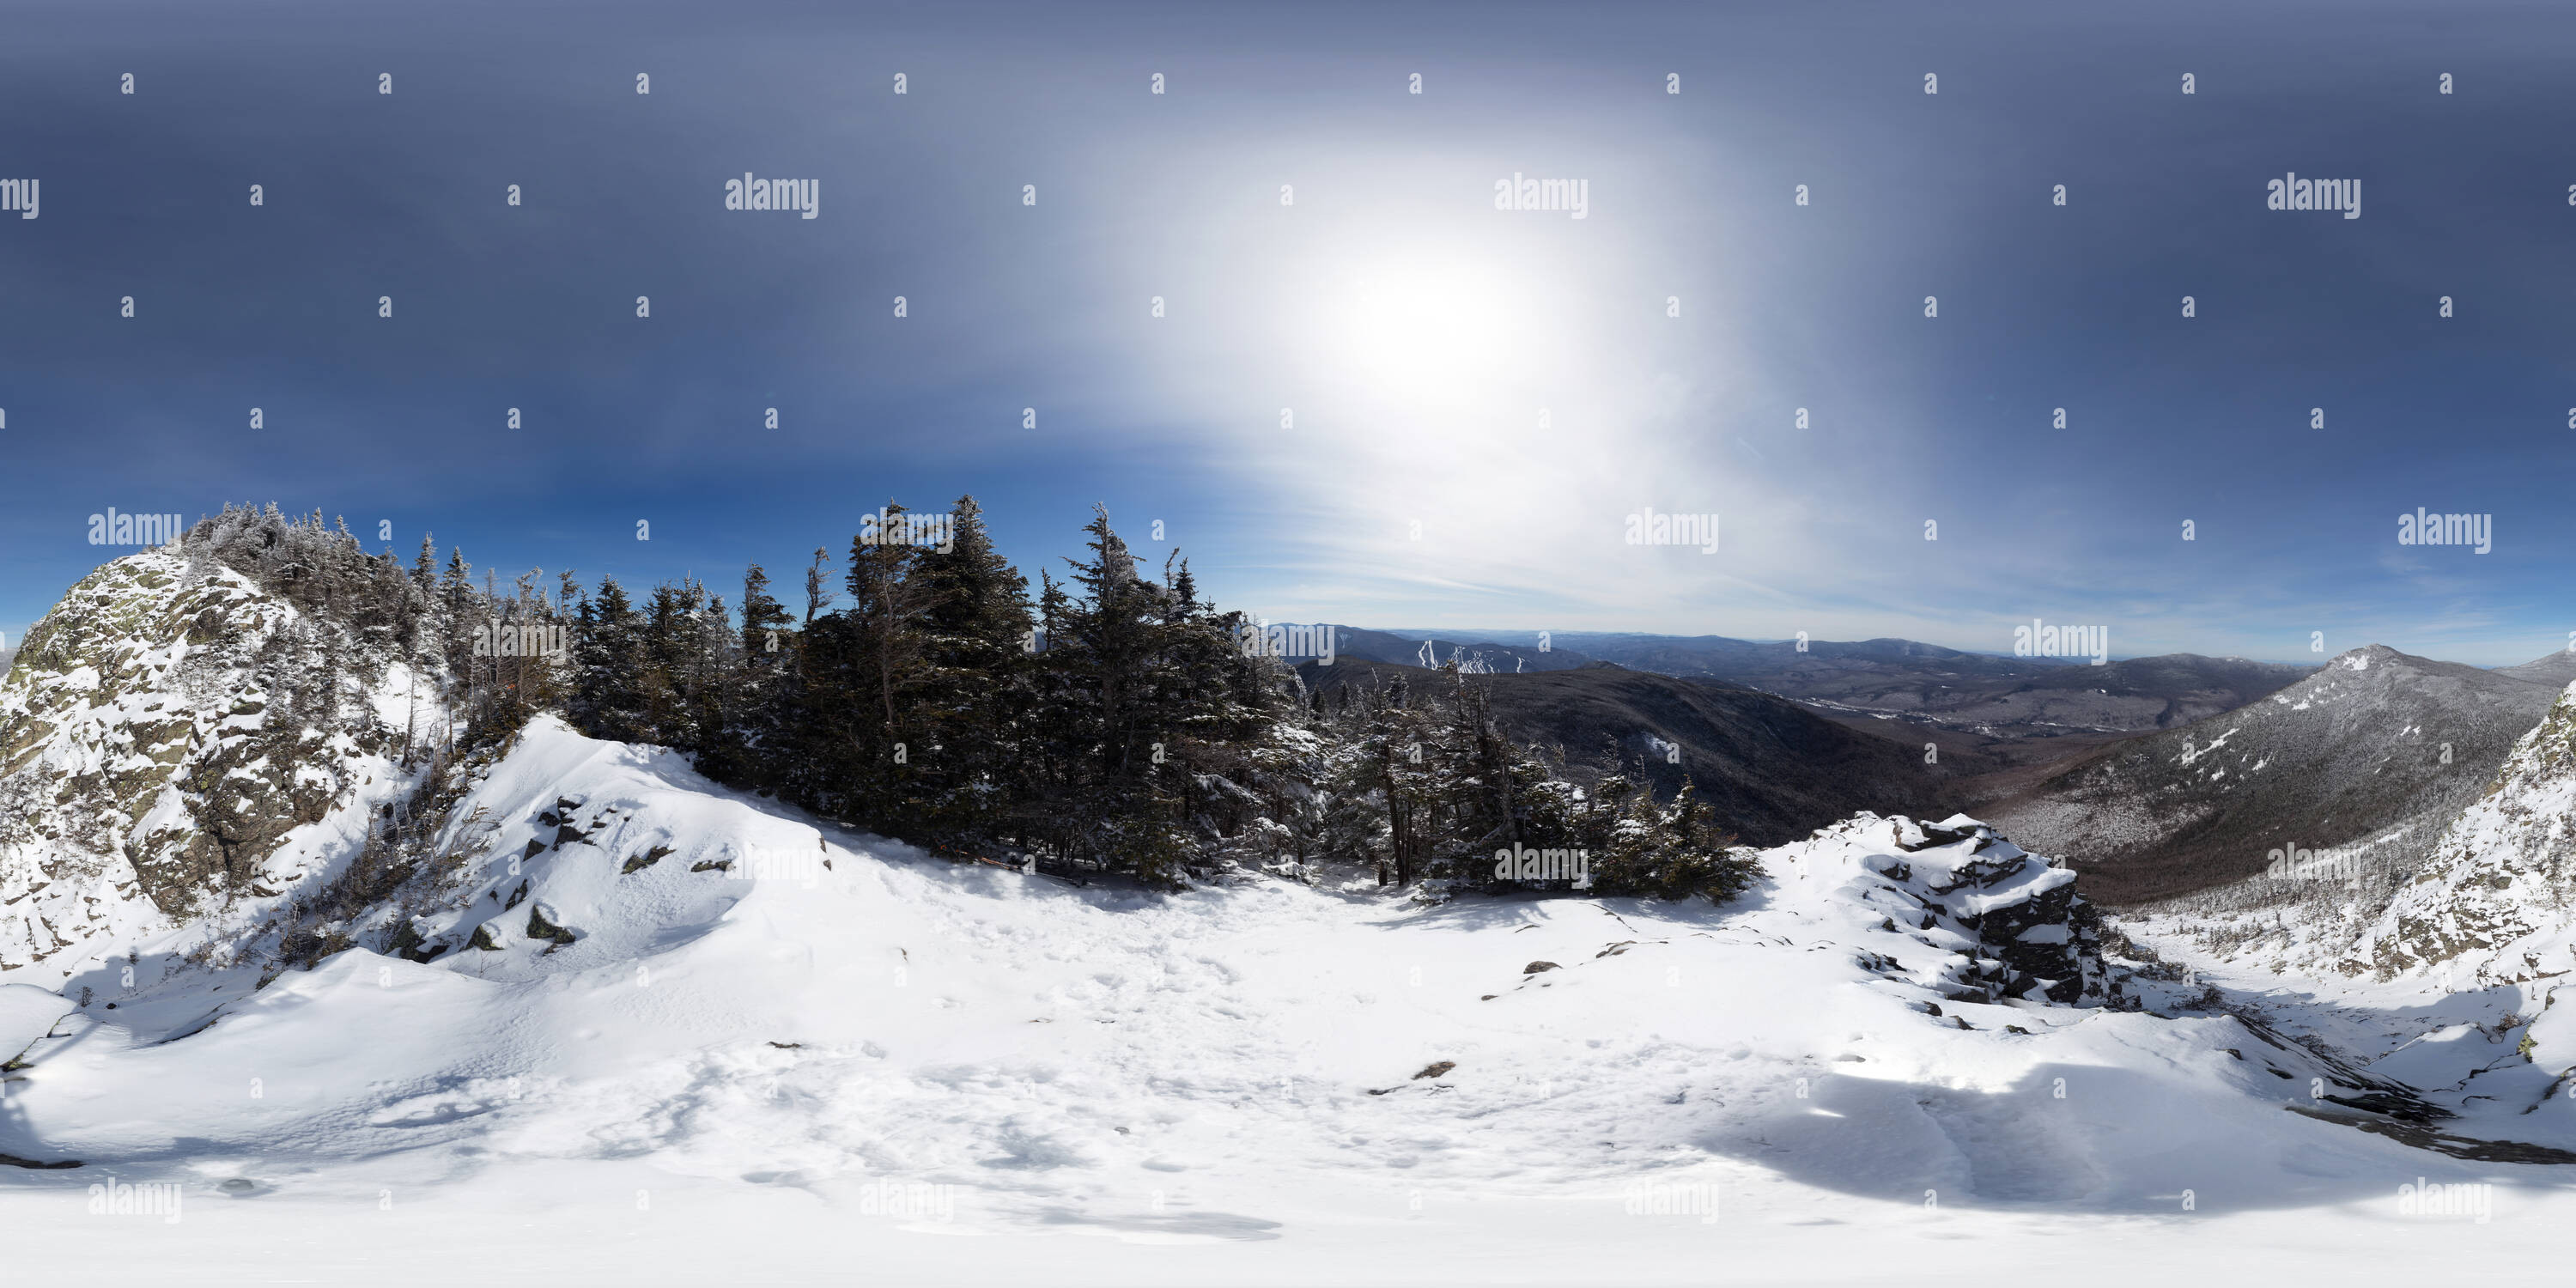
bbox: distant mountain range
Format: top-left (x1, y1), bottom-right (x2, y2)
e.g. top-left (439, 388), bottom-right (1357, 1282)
top-left (1318, 627), bottom-right (1599, 675)
top-left (1295, 629), bottom-right (2576, 908)
top-left (1297, 626), bottom-right (2315, 739)
top-left (1297, 657), bottom-right (1990, 848)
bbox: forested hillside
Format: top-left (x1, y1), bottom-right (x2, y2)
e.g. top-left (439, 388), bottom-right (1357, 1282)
top-left (155, 501), bottom-right (1754, 902)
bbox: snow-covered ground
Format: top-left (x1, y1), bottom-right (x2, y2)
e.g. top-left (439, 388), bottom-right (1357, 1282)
top-left (4, 717), bottom-right (2573, 1284)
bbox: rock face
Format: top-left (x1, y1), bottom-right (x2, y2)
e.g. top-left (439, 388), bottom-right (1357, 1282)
top-left (2358, 681), bottom-right (2576, 983)
top-left (1784, 812), bottom-right (2117, 1007)
top-left (0, 508), bottom-right (448, 972)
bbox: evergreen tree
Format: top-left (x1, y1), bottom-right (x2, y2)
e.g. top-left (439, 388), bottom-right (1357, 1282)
top-left (438, 548), bottom-right (475, 694)
top-left (1013, 507), bottom-right (1281, 885)
top-left (571, 576), bottom-right (645, 742)
top-left (847, 506), bottom-right (935, 750)
top-left (638, 580), bottom-right (706, 746)
top-left (740, 563), bottom-right (793, 659)
top-left (908, 496), bottom-right (1033, 839)
top-left (810, 505), bottom-right (939, 829)
top-left (706, 562), bottom-right (795, 787)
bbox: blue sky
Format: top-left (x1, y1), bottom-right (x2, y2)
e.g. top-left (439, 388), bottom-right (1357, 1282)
top-left (2, 0), bottom-right (2570, 665)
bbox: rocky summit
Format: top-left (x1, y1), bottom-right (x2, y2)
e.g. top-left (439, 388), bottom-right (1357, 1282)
top-left (0, 508), bottom-right (450, 975)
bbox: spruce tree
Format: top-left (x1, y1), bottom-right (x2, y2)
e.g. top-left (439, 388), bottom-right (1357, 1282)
top-left (412, 535), bottom-right (438, 598)
top-left (740, 564), bottom-right (793, 659)
top-left (909, 496), bottom-right (1033, 840)
top-left (439, 548), bottom-right (475, 695)
top-left (704, 562), bottom-right (794, 788)
top-left (572, 576), bottom-right (646, 742)
top-left (835, 504), bottom-right (938, 827)
top-left (1028, 506), bottom-right (1276, 885)
top-left (638, 580), bottom-right (703, 746)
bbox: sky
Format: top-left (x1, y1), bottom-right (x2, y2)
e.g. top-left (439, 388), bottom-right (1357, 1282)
top-left (1, 0), bottom-right (2570, 665)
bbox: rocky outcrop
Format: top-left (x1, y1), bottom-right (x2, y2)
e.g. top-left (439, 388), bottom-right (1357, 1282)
top-left (0, 508), bottom-right (452, 972)
top-left (1892, 817), bottom-right (2114, 1004)
top-left (1792, 812), bottom-right (2117, 1007)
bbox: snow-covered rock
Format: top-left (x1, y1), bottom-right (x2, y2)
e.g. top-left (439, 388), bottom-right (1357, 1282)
top-left (1770, 812), bottom-right (2116, 1006)
top-left (0, 516), bottom-right (453, 978)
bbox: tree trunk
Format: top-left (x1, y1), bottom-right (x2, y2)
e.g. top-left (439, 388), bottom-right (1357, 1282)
top-left (1380, 736), bottom-right (1412, 887)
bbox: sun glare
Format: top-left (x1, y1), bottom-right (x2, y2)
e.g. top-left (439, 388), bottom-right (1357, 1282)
top-left (1331, 256), bottom-right (1529, 402)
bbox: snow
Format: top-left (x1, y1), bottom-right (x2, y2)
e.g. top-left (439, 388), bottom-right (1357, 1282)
top-left (0, 982), bottom-right (70, 1061)
top-left (2177, 726), bottom-right (2240, 766)
top-left (3, 718), bottom-right (2574, 1281)
top-left (2370, 1024), bottom-right (2506, 1091)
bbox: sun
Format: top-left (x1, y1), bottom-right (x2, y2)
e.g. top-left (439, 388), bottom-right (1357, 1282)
top-left (1327, 255), bottom-right (1529, 404)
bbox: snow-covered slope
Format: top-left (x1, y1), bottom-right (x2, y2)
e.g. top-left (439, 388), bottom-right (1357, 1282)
top-left (1990, 643), bottom-right (2567, 907)
top-left (2141, 678), bottom-right (2576, 996)
top-left (2359, 681), bottom-right (2576, 987)
top-left (6, 717), bottom-right (2571, 1283)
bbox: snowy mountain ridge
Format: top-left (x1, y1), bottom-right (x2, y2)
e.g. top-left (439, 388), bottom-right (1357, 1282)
top-left (1989, 642), bottom-right (2569, 907)
top-left (2128, 677), bottom-right (2576, 993)
top-left (2358, 680), bottom-right (2576, 985)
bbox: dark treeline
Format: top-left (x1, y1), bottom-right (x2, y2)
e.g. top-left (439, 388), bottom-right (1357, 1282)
top-left (185, 500), bottom-right (1754, 899)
